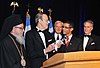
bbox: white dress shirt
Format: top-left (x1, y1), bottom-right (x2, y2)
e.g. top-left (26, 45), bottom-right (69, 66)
top-left (83, 36), bottom-right (89, 51)
top-left (54, 32), bottom-right (62, 41)
top-left (36, 26), bottom-right (48, 59)
top-left (83, 33), bottom-right (91, 51)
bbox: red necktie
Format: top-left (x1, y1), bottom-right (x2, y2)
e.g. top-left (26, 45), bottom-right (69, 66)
top-left (66, 37), bottom-right (69, 47)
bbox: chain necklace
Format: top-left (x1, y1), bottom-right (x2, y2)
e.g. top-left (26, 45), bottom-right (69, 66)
top-left (8, 35), bottom-right (26, 68)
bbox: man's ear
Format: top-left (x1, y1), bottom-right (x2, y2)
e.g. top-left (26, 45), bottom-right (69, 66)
top-left (38, 19), bottom-right (41, 22)
top-left (39, 19), bottom-right (43, 23)
top-left (39, 19), bottom-right (44, 24)
top-left (91, 27), bottom-right (93, 31)
top-left (71, 28), bottom-right (74, 32)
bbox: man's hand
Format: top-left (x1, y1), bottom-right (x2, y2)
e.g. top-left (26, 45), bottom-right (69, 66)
top-left (45, 43), bottom-right (55, 53)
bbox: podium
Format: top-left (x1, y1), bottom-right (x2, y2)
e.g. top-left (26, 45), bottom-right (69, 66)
top-left (42, 51), bottom-right (100, 68)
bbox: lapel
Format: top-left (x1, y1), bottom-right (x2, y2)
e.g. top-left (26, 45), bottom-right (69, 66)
top-left (34, 29), bottom-right (45, 46)
top-left (86, 36), bottom-right (94, 46)
top-left (44, 30), bottom-right (54, 46)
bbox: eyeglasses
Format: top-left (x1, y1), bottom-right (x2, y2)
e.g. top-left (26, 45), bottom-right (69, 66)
top-left (62, 26), bottom-right (72, 29)
top-left (15, 27), bottom-right (24, 30)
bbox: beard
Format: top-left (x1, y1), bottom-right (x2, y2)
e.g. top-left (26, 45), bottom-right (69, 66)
top-left (15, 35), bottom-right (24, 45)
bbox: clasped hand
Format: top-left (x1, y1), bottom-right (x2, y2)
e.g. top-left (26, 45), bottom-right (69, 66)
top-left (45, 40), bottom-right (63, 53)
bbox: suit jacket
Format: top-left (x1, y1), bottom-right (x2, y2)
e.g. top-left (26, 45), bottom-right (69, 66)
top-left (25, 28), bottom-right (54, 68)
top-left (58, 36), bottom-right (82, 52)
top-left (79, 34), bottom-right (100, 51)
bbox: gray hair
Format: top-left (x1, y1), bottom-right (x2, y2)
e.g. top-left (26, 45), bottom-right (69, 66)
top-left (84, 20), bottom-right (94, 26)
top-left (35, 13), bottom-right (43, 24)
top-left (54, 21), bottom-right (63, 26)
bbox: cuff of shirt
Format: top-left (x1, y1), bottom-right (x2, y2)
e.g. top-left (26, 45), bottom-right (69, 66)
top-left (43, 49), bottom-right (48, 59)
top-left (43, 49), bottom-right (47, 55)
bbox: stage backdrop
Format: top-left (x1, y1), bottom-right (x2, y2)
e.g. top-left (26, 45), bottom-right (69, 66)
top-left (0, 0), bottom-right (100, 36)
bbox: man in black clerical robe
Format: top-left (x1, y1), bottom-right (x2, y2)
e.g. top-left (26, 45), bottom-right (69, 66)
top-left (0, 14), bottom-right (28, 68)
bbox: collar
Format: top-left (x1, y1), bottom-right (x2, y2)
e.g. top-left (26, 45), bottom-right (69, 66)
top-left (85, 33), bottom-right (91, 35)
top-left (55, 32), bottom-right (60, 36)
top-left (36, 26), bottom-right (40, 31)
top-left (67, 34), bottom-right (73, 41)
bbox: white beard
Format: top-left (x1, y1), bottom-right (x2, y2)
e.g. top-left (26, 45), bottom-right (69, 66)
top-left (16, 35), bottom-right (24, 45)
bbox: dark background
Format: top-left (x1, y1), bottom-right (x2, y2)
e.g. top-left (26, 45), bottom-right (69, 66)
top-left (0, 0), bottom-right (100, 36)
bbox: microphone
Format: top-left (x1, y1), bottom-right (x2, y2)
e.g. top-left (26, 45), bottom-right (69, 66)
top-left (53, 35), bottom-right (67, 52)
top-left (61, 35), bottom-right (67, 45)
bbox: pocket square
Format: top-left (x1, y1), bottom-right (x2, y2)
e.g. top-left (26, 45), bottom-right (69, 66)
top-left (48, 39), bottom-right (52, 42)
top-left (91, 42), bottom-right (95, 45)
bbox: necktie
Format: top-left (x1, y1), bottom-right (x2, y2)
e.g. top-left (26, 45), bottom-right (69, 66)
top-left (66, 37), bottom-right (69, 47)
top-left (37, 28), bottom-right (44, 33)
top-left (84, 35), bottom-right (90, 38)
top-left (57, 35), bottom-right (59, 40)
top-left (38, 30), bottom-right (44, 33)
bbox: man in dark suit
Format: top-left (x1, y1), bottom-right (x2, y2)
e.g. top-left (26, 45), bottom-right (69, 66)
top-left (25, 13), bottom-right (59, 68)
top-left (79, 20), bottom-right (100, 51)
top-left (58, 20), bottom-right (82, 52)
